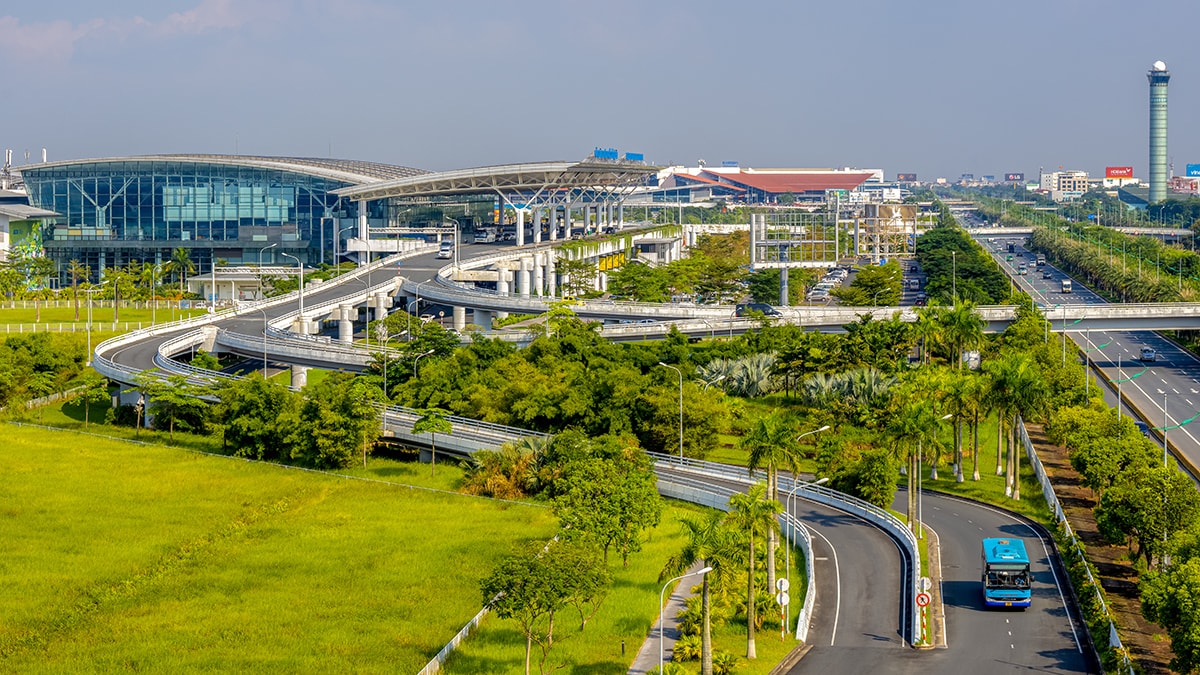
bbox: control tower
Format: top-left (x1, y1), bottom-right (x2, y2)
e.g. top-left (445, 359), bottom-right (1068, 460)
top-left (1148, 60), bottom-right (1170, 203)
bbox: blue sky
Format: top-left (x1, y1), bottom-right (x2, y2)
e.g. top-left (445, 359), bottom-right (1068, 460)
top-left (4, 0), bottom-right (1199, 181)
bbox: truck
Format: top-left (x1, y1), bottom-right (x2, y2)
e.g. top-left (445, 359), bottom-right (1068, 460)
top-left (1036, 254), bottom-right (1046, 266)
top-left (1061, 279), bottom-right (1072, 293)
top-left (1007, 242), bottom-right (1015, 253)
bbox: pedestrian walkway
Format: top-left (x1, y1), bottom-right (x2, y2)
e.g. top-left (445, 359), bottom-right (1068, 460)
top-left (627, 561), bottom-right (703, 674)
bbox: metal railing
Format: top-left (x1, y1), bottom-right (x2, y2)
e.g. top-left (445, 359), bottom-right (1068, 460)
top-left (647, 451), bottom-right (919, 646)
top-left (1018, 416), bottom-right (1129, 674)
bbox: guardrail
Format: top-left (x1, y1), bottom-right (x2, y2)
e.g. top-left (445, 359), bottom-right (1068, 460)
top-left (1018, 416), bottom-right (1129, 674)
top-left (652, 469), bottom-right (817, 642)
top-left (647, 452), bottom-right (919, 646)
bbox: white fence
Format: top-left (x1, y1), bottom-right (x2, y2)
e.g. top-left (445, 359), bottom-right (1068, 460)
top-left (1018, 416), bottom-right (1131, 674)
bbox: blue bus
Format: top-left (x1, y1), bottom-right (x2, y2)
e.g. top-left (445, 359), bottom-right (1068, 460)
top-left (981, 538), bottom-right (1032, 608)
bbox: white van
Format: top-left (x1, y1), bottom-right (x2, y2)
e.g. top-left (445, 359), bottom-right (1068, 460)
top-left (474, 229), bottom-right (496, 244)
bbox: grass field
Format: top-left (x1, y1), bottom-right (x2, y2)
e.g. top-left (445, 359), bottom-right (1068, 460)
top-left (0, 303), bottom-right (207, 326)
top-left (0, 424), bottom-right (556, 673)
top-left (442, 500), bottom-right (804, 675)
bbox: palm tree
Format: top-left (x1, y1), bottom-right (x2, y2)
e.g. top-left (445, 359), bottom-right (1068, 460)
top-left (67, 260), bottom-right (90, 321)
top-left (942, 370), bottom-right (973, 482)
top-left (887, 399), bottom-right (947, 535)
top-left (167, 247), bottom-right (195, 297)
top-left (741, 411), bottom-right (800, 592)
top-left (913, 305), bottom-right (945, 365)
top-left (940, 301), bottom-right (984, 370)
top-left (987, 353), bottom-right (1048, 500)
top-left (725, 482), bottom-right (782, 660)
top-left (660, 511), bottom-right (738, 675)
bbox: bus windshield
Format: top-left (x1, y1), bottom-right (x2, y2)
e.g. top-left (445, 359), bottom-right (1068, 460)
top-left (982, 537), bottom-right (1032, 608)
top-left (985, 568), bottom-right (1030, 588)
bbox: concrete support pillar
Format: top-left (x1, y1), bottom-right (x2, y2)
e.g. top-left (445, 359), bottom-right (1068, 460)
top-left (618, 203), bottom-right (624, 229)
top-left (547, 255), bottom-right (558, 297)
top-left (598, 271), bottom-right (607, 292)
top-left (474, 308), bottom-right (492, 329)
top-left (453, 305), bottom-right (466, 331)
top-left (338, 304), bottom-right (353, 343)
top-left (549, 206), bottom-right (558, 241)
top-left (373, 292), bottom-right (389, 324)
top-left (497, 268), bottom-right (510, 296)
top-left (516, 208), bottom-right (526, 247)
top-left (291, 364), bottom-right (309, 389)
top-left (518, 258), bottom-right (532, 298)
top-left (562, 205), bottom-right (571, 240)
top-left (533, 207), bottom-right (542, 244)
top-left (533, 253), bottom-right (545, 296)
top-left (495, 309), bottom-right (508, 321)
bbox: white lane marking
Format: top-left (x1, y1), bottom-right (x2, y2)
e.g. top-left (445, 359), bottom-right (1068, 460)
top-left (805, 523), bottom-right (841, 647)
top-left (944, 498), bottom-right (1083, 653)
top-left (815, 556), bottom-right (829, 561)
top-left (1188, 399), bottom-right (1194, 406)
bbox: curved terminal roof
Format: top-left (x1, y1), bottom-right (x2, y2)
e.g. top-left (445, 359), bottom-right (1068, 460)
top-left (17, 154), bottom-right (429, 186)
top-left (332, 160), bottom-right (659, 201)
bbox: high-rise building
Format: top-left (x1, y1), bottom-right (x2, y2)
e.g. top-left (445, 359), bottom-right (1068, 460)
top-left (1148, 60), bottom-right (1170, 203)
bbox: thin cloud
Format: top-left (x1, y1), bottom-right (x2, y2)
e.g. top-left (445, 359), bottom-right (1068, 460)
top-left (0, 1), bottom-right (270, 63)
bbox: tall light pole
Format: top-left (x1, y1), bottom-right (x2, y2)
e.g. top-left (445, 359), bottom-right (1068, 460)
top-left (660, 566), bottom-right (713, 672)
top-left (657, 362), bottom-right (684, 459)
top-left (256, 306), bottom-right (270, 374)
top-left (280, 252), bottom-right (304, 327)
top-left (445, 217), bottom-right (461, 271)
top-left (951, 250), bottom-right (957, 309)
top-left (916, 413), bottom-right (954, 539)
top-left (84, 288), bottom-right (100, 366)
top-left (257, 243), bottom-right (277, 300)
top-left (150, 263), bottom-right (161, 326)
top-left (413, 348), bottom-right (435, 378)
top-left (785, 472), bottom-right (829, 636)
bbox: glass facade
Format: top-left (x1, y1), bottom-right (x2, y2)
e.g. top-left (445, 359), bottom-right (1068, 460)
top-left (19, 158), bottom-right (391, 284)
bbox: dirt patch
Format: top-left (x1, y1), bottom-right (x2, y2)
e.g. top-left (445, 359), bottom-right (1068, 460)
top-left (1027, 423), bottom-right (1175, 675)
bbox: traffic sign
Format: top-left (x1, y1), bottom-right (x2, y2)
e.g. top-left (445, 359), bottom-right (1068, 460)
top-left (776, 578), bottom-right (790, 592)
top-left (918, 577), bottom-right (932, 592)
top-left (916, 592), bottom-right (931, 607)
top-left (775, 591), bottom-right (790, 607)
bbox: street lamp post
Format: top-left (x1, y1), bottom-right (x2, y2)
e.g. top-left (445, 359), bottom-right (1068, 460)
top-left (256, 306), bottom-right (270, 374)
top-left (413, 348), bottom-right (435, 378)
top-left (785, 473), bottom-right (829, 635)
top-left (280, 252), bottom-right (304, 329)
top-left (916, 413), bottom-right (955, 539)
top-left (659, 566), bottom-right (713, 672)
top-left (84, 288), bottom-right (100, 366)
top-left (150, 263), bottom-right (161, 326)
top-left (951, 250), bottom-right (957, 309)
top-left (657, 362), bottom-right (684, 459)
top-left (445, 217), bottom-right (461, 271)
top-left (257, 243), bottom-right (277, 301)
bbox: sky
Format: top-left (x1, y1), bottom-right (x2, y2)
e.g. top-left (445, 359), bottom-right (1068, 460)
top-left (3, 0), bottom-right (1199, 182)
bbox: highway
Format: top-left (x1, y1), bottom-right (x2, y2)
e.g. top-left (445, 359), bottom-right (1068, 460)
top-left (982, 235), bottom-right (1200, 476)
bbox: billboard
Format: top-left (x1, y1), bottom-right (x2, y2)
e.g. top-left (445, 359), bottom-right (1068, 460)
top-left (961, 173), bottom-right (975, 180)
top-left (982, 175), bottom-right (995, 182)
top-left (1005, 172), bottom-right (1024, 182)
top-left (1106, 166), bottom-right (1134, 178)
top-left (1187, 164), bottom-right (1200, 177)
top-left (593, 147), bottom-right (619, 160)
top-left (896, 173), bottom-right (917, 181)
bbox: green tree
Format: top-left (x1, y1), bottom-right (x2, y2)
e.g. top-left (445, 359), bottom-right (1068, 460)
top-left (67, 260), bottom-right (90, 321)
top-left (555, 256), bottom-right (598, 297)
top-left (607, 262), bottom-right (670, 302)
top-left (887, 398), bottom-right (947, 535)
top-left (553, 454), bottom-right (663, 566)
top-left (1096, 464), bottom-right (1200, 568)
top-left (75, 372), bottom-right (110, 428)
top-left (481, 539), bottom-right (608, 675)
top-left (294, 374), bottom-right (383, 469)
top-left (412, 406), bottom-right (453, 476)
top-left (987, 352), bottom-right (1048, 500)
top-left (741, 411), bottom-right (800, 591)
top-left (134, 371), bottom-right (210, 440)
top-left (216, 373), bottom-right (301, 461)
top-left (167, 247), bottom-right (195, 297)
top-left (725, 482), bottom-right (782, 660)
top-left (660, 510), bottom-right (740, 675)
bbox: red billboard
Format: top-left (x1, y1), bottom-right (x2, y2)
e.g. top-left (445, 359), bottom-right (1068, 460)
top-left (1106, 166), bottom-right (1134, 178)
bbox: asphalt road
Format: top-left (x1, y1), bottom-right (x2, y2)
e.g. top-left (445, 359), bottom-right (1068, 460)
top-left (981, 235), bottom-right (1200, 476)
top-left (786, 487), bottom-right (1093, 674)
top-left (100, 246), bottom-right (457, 375)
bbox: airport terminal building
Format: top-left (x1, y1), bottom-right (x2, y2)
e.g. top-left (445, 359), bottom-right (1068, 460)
top-left (17, 155), bottom-right (435, 283)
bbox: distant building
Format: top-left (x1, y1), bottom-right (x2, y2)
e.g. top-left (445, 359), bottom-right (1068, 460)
top-left (634, 166), bottom-right (876, 205)
top-left (1038, 169), bottom-right (1089, 202)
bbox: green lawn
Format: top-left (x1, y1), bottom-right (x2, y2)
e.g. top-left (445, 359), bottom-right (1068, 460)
top-left (0, 303), bottom-right (207, 326)
top-left (0, 424), bottom-right (556, 673)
